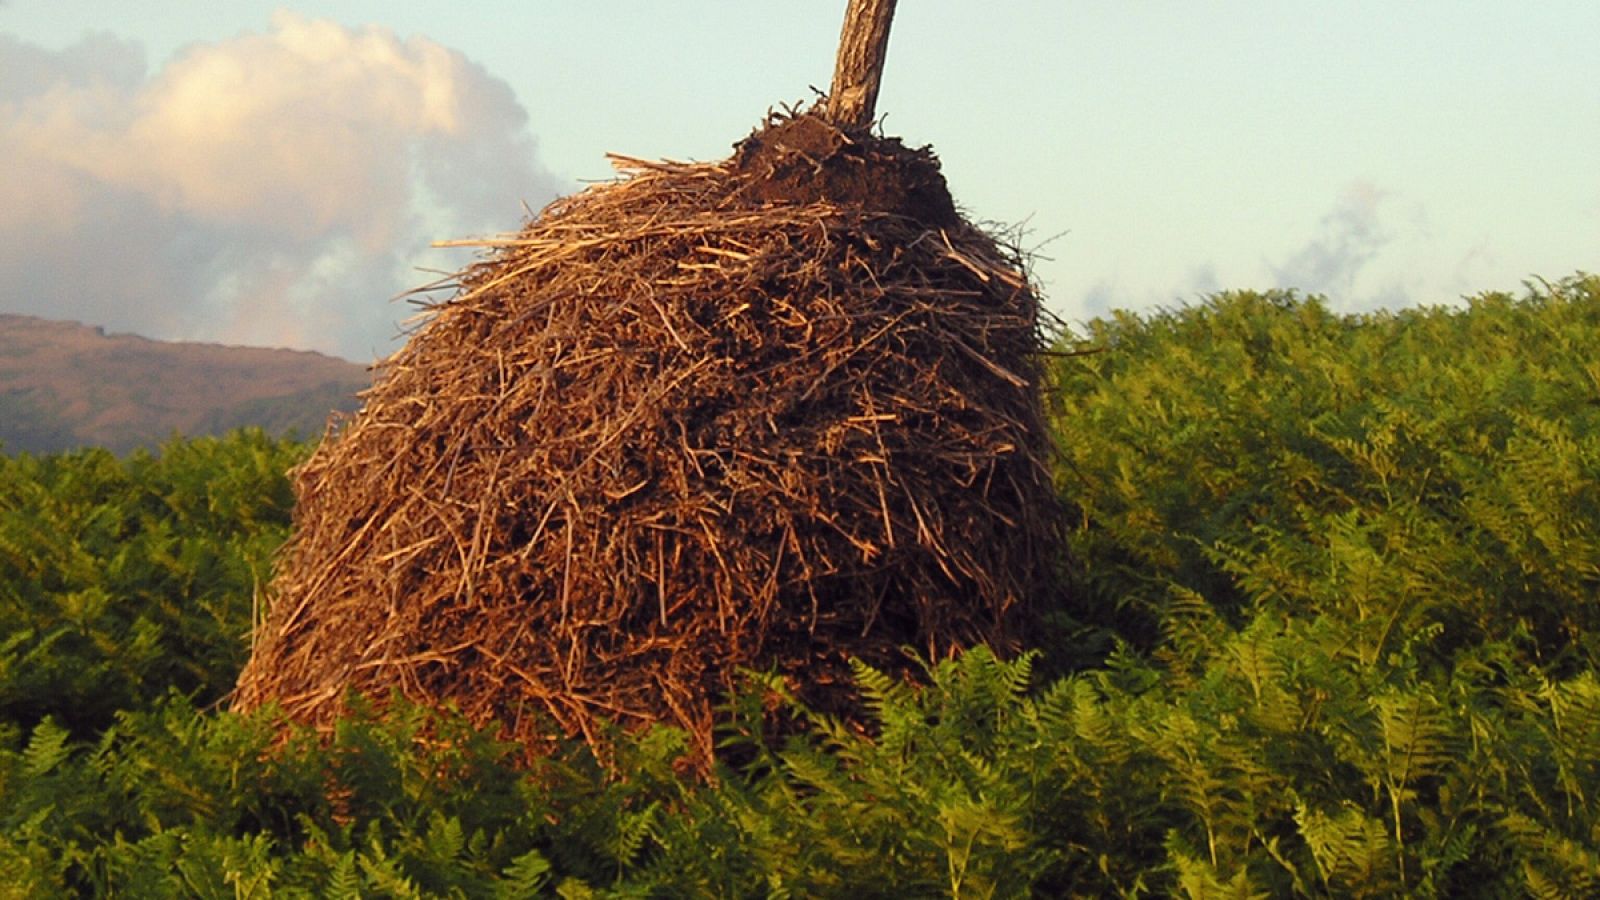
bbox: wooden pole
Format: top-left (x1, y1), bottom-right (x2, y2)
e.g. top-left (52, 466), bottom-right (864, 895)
top-left (825, 0), bottom-right (898, 127)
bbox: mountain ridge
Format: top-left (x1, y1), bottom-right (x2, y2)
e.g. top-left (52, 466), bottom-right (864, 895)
top-left (0, 314), bottom-right (370, 454)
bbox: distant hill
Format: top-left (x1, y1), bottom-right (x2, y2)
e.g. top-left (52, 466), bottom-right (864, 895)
top-left (0, 315), bottom-right (371, 454)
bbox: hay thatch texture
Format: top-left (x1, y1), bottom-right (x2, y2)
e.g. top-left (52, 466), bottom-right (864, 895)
top-left (232, 112), bottom-right (1065, 762)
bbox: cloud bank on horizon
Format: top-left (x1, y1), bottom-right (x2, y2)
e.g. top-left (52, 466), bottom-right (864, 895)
top-left (0, 11), bottom-right (561, 361)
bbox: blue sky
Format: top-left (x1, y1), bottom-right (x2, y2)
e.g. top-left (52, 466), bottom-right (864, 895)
top-left (3, 1), bottom-right (1596, 361)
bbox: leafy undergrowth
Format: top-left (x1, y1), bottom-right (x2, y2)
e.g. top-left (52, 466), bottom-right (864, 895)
top-left (0, 430), bottom-right (302, 737)
top-left (2, 275), bottom-right (1598, 897)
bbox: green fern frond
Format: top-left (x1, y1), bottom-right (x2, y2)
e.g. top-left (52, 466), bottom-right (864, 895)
top-left (1539, 671), bottom-right (1600, 810)
top-left (1069, 680), bottom-right (1126, 764)
top-left (996, 647), bottom-right (1038, 702)
top-left (1028, 675), bottom-right (1077, 737)
top-left (1295, 802), bottom-right (1393, 892)
top-left (938, 793), bottom-right (1027, 896)
top-left (611, 799), bottom-right (662, 868)
top-left (1170, 846), bottom-right (1269, 900)
top-left (555, 876), bottom-right (601, 899)
top-left (423, 811), bottom-right (465, 862)
top-left (20, 720), bottom-right (72, 779)
top-left (324, 851), bottom-right (362, 900)
top-left (358, 834), bottom-right (422, 900)
top-left (497, 849), bottom-right (553, 899)
top-left (849, 658), bottom-right (916, 720)
top-left (219, 833), bottom-right (278, 900)
top-left (1372, 689), bottom-right (1454, 787)
top-left (1521, 860), bottom-right (1588, 900)
top-left (1501, 811), bottom-right (1600, 900)
top-left (1222, 621), bottom-right (1285, 703)
top-left (1157, 585), bottom-right (1226, 689)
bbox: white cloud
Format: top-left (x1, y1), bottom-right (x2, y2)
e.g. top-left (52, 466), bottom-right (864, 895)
top-left (0, 13), bottom-right (562, 359)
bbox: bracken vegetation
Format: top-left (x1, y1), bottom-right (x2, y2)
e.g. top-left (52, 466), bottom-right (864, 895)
top-left (2, 273), bottom-right (1597, 897)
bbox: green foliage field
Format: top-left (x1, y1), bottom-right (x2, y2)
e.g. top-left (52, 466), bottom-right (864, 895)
top-left (2, 275), bottom-right (1597, 897)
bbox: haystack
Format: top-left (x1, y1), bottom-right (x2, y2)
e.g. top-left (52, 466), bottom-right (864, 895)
top-left (233, 4), bottom-right (1064, 764)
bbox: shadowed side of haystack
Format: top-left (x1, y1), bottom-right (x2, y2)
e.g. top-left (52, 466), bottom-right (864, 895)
top-left (232, 109), bottom-right (1064, 763)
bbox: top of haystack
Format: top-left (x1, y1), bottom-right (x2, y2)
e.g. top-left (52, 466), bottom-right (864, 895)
top-left (734, 113), bottom-right (959, 227)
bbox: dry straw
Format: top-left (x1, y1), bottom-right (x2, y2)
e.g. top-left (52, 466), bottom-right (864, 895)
top-left (232, 109), bottom-right (1066, 764)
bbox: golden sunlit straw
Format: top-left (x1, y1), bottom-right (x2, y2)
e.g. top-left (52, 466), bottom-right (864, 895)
top-left (232, 0), bottom-right (1067, 768)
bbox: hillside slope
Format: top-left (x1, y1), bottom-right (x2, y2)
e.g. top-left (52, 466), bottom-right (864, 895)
top-left (0, 315), bottom-right (369, 454)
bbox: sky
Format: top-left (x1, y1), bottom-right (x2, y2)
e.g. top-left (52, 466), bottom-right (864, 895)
top-left (3, 2), bottom-right (1596, 362)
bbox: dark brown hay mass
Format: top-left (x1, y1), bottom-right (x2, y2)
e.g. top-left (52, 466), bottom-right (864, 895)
top-left (232, 110), bottom-right (1065, 763)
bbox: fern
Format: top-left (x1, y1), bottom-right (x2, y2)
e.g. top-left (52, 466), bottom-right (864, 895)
top-left (850, 657), bottom-right (920, 759)
top-left (497, 849), bottom-right (554, 899)
top-left (357, 831), bottom-right (423, 900)
top-left (1505, 812), bottom-right (1600, 900)
top-left (1367, 689), bottom-right (1454, 889)
top-left (1169, 847), bottom-right (1269, 900)
top-left (323, 851), bottom-right (363, 900)
top-left (1537, 671), bottom-right (1600, 815)
top-left (1295, 802), bottom-right (1393, 896)
top-left (19, 719), bottom-right (71, 779)
top-left (1, 280), bottom-right (1598, 895)
top-left (422, 811), bottom-right (466, 863)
